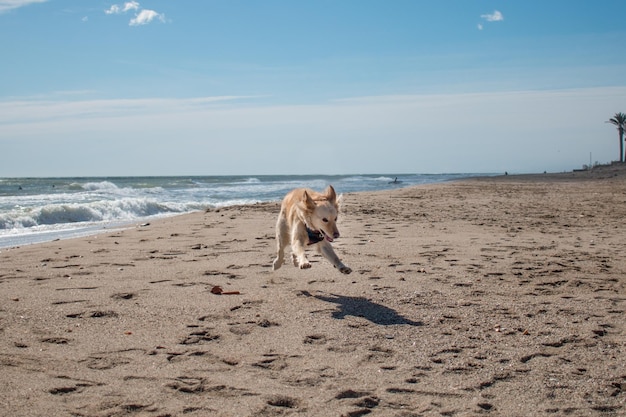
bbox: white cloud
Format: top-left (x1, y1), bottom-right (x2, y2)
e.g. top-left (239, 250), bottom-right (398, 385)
top-left (0, 0), bottom-right (47, 13)
top-left (105, 2), bottom-right (165, 26)
top-left (105, 2), bottom-right (139, 15)
top-left (2, 88), bottom-right (624, 176)
top-left (0, 95), bottom-right (254, 125)
top-left (123, 1), bottom-right (139, 12)
top-left (481, 10), bottom-right (503, 22)
top-left (130, 9), bottom-right (164, 26)
top-left (105, 4), bottom-right (121, 14)
top-left (477, 10), bottom-right (503, 30)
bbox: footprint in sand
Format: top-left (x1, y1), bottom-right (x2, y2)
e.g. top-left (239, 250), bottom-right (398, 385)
top-left (334, 390), bottom-right (380, 416)
top-left (303, 334), bottom-right (328, 345)
top-left (82, 355), bottom-right (131, 370)
top-left (111, 292), bottom-right (136, 300)
top-left (180, 328), bottom-right (220, 345)
top-left (66, 310), bottom-right (118, 319)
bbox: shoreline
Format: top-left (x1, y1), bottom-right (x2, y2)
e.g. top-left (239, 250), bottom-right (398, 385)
top-left (1, 169), bottom-right (625, 416)
top-left (2, 165), bottom-right (619, 251)
top-left (471, 162), bottom-right (626, 182)
top-left (0, 173), bottom-right (482, 251)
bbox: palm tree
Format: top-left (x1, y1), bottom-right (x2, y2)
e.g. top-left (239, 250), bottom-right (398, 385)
top-left (607, 112), bottom-right (626, 163)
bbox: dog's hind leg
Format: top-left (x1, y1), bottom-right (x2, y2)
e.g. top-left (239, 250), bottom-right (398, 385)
top-left (272, 216), bottom-right (288, 271)
top-left (317, 242), bottom-right (352, 274)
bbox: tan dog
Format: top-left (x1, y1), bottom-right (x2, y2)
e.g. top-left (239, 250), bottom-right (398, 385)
top-left (272, 185), bottom-right (352, 274)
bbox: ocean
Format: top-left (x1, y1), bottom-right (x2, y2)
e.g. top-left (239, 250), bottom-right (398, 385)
top-left (0, 174), bottom-right (484, 248)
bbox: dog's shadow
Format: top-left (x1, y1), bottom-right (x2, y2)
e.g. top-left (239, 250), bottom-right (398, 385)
top-left (302, 291), bottom-right (422, 326)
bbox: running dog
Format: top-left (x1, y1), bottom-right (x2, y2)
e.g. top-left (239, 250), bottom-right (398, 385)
top-left (272, 185), bottom-right (352, 274)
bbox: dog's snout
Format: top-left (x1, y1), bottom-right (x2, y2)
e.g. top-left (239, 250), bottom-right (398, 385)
top-left (333, 231), bottom-right (340, 239)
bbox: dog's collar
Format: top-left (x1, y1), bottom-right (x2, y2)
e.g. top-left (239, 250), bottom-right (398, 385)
top-left (306, 226), bottom-right (325, 245)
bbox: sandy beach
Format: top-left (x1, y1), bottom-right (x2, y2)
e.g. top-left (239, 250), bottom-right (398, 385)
top-left (1, 167), bottom-right (625, 417)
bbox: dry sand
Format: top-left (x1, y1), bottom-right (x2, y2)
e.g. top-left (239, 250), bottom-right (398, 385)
top-left (1, 167), bottom-right (625, 416)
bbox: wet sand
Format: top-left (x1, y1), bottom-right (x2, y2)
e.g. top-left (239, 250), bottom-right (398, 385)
top-left (1, 166), bottom-right (625, 416)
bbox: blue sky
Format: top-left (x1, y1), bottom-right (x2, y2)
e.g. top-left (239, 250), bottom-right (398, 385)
top-left (1, 1), bottom-right (626, 176)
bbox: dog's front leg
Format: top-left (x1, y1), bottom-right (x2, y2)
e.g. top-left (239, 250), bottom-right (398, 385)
top-left (291, 228), bottom-right (311, 269)
top-left (318, 242), bottom-right (352, 274)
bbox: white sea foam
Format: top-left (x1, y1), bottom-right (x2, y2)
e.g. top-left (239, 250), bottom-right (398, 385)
top-left (0, 198), bottom-right (176, 230)
top-left (81, 181), bottom-right (120, 191)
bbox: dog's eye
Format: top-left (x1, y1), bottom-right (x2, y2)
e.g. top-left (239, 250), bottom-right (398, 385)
top-left (335, 217), bottom-right (338, 221)
top-left (322, 218), bottom-right (328, 223)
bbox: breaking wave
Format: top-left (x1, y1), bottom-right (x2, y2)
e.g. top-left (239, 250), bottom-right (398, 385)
top-left (0, 198), bottom-right (186, 230)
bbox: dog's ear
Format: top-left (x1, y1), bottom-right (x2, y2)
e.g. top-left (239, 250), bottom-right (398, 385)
top-left (324, 185), bottom-right (337, 203)
top-left (302, 190), bottom-right (317, 209)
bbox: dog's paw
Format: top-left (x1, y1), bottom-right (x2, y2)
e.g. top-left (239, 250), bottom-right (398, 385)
top-left (272, 259), bottom-right (283, 271)
top-left (299, 262), bottom-right (312, 269)
top-left (338, 265), bottom-right (352, 274)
